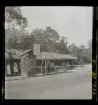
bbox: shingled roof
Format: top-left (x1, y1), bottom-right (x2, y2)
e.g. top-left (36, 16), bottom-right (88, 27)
top-left (5, 49), bottom-right (78, 60)
top-left (36, 52), bottom-right (78, 60)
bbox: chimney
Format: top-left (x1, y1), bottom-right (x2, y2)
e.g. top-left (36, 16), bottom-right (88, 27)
top-left (33, 44), bottom-right (40, 55)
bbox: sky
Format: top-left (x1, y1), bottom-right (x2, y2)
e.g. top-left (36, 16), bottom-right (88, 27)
top-left (21, 6), bottom-right (93, 48)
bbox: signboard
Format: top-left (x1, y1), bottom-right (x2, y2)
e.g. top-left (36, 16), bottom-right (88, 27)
top-left (33, 44), bottom-right (40, 55)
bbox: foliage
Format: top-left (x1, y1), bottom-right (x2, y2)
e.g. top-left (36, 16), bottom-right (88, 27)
top-left (87, 39), bottom-right (92, 48)
top-left (5, 7), bottom-right (91, 57)
top-left (5, 6), bottom-right (28, 51)
top-left (5, 6), bottom-right (27, 28)
top-left (80, 45), bottom-right (85, 50)
top-left (18, 26), bottom-right (69, 54)
top-left (5, 26), bottom-right (28, 49)
top-left (68, 43), bottom-right (80, 57)
top-left (56, 37), bottom-right (69, 54)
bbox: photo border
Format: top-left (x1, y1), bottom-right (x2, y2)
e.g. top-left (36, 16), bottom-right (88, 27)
top-left (1, 6), bottom-right (97, 104)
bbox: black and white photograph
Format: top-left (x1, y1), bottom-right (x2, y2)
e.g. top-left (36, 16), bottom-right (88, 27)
top-left (5, 6), bottom-right (92, 99)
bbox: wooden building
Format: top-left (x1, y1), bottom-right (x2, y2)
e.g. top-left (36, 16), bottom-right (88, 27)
top-left (19, 50), bottom-right (78, 75)
top-left (5, 44), bottom-right (78, 77)
top-left (36, 52), bottom-right (78, 74)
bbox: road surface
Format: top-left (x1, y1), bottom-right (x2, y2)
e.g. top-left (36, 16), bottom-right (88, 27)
top-left (5, 66), bottom-right (92, 99)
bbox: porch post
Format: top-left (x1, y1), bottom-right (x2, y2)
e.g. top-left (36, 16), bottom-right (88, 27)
top-left (41, 60), bottom-right (43, 74)
top-left (45, 60), bottom-right (47, 74)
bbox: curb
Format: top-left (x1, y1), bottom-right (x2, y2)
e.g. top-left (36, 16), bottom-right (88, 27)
top-left (5, 70), bottom-right (74, 81)
top-left (5, 77), bottom-right (27, 81)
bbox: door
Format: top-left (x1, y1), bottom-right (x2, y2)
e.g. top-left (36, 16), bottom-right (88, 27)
top-left (28, 56), bottom-right (36, 77)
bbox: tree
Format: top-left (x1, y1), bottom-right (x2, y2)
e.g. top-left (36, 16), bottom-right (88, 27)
top-left (45, 26), bottom-right (59, 41)
top-left (68, 43), bottom-right (79, 56)
top-left (26, 26), bottom-right (60, 52)
top-left (80, 45), bottom-right (85, 50)
top-left (5, 6), bottom-right (28, 50)
top-left (61, 36), bottom-right (68, 46)
top-left (80, 45), bottom-right (87, 57)
top-left (87, 39), bottom-right (92, 48)
top-left (5, 27), bottom-right (28, 50)
top-left (78, 43), bottom-right (92, 63)
top-left (56, 37), bottom-right (69, 54)
top-left (19, 26), bottom-right (70, 54)
top-left (5, 6), bottom-right (27, 28)
top-left (5, 7), bottom-right (28, 76)
top-left (68, 43), bottom-right (75, 52)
